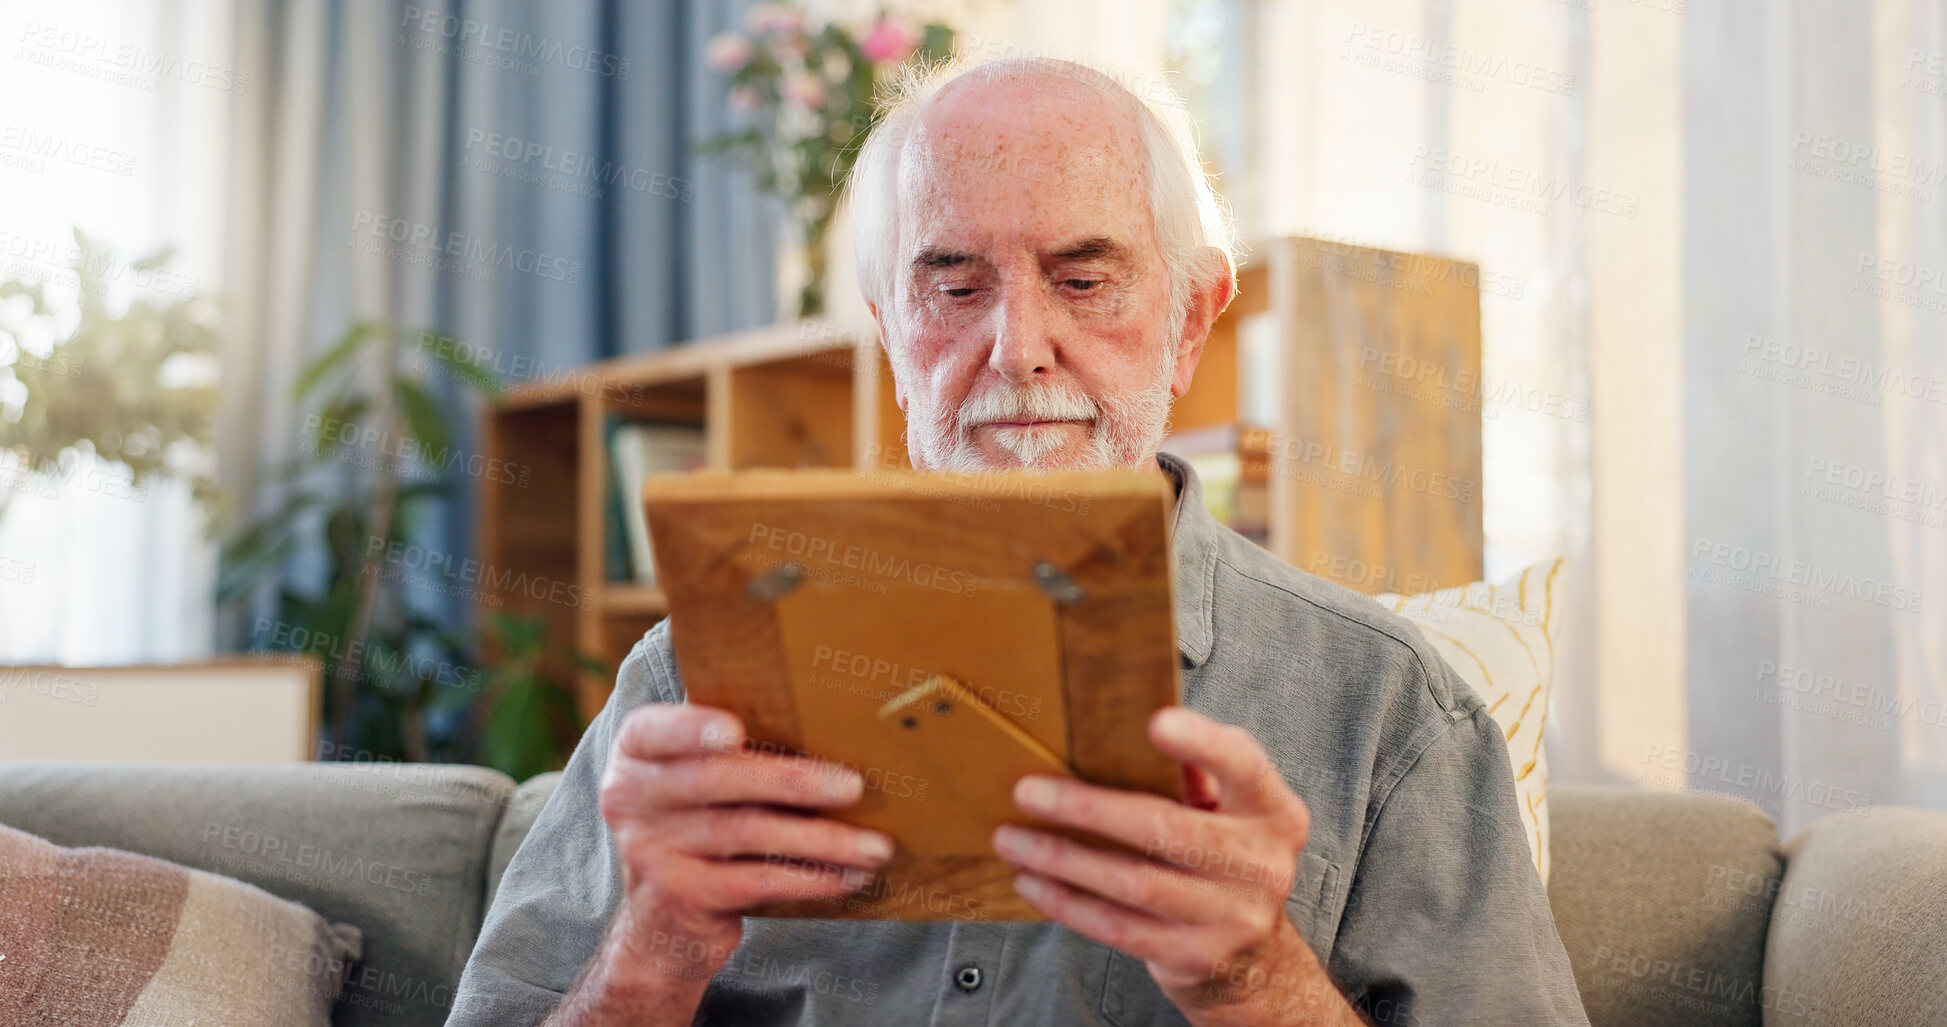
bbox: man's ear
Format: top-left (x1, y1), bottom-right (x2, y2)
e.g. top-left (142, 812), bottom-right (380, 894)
top-left (1170, 248), bottom-right (1237, 399)
top-left (868, 301), bottom-right (908, 411)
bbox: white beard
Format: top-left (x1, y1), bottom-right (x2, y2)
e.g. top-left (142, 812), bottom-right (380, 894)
top-left (901, 338), bottom-right (1179, 473)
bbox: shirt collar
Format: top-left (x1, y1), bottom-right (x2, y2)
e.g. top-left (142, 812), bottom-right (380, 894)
top-left (1156, 451), bottom-right (1218, 668)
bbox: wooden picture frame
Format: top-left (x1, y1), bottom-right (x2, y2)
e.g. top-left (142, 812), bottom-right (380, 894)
top-left (644, 467), bottom-right (1183, 920)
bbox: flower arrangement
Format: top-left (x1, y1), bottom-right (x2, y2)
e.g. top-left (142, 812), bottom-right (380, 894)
top-left (698, 4), bottom-right (954, 317)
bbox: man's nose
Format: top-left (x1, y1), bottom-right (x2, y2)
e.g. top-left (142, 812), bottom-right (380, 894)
top-left (988, 283), bottom-right (1058, 383)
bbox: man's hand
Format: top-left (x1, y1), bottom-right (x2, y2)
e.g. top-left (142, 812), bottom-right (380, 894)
top-left (548, 704), bottom-right (894, 1026)
top-left (991, 707), bottom-right (1363, 1026)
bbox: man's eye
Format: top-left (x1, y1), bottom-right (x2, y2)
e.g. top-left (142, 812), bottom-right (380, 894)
top-left (1065, 279), bottom-right (1100, 292)
top-left (942, 286), bottom-right (977, 298)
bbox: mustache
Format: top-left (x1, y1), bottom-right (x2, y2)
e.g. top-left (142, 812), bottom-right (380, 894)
top-left (957, 382), bottom-right (1099, 427)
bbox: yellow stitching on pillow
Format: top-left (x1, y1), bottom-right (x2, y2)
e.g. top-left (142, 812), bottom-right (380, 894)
top-left (1417, 625), bottom-right (1496, 698)
top-left (1540, 559), bottom-right (1564, 637)
top-left (1527, 682), bottom-right (1554, 770)
top-left (1517, 719), bottom-right (1545, 778)
top-left (1504, 681), bottom-right (1542, 741)
top-left (1497, 615), bottom-right (1541, 681)
top-left (1487, 693), bottom-right (1509, 714)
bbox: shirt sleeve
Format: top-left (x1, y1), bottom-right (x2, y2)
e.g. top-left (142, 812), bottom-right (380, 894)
top-left (1326, 702), bottom-right (1590, 1027)
top-left (447, 623), bottom-right (683, 1026)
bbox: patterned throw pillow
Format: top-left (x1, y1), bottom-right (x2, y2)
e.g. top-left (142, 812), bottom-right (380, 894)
top-left (0, 822), bottom-right (362, 1026)
top-left (1376, 559), bottom-right (1566, 883)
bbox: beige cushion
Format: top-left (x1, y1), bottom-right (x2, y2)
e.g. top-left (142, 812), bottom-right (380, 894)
top-left (1546, 785), bottom-right (1781, 1027)
top-left (1765, 806), bottom-right (1947, 1024)
top-left (0, 822), bottom-right (362, 1026)
top-left (1377, 558), bottom-right (1564, 880)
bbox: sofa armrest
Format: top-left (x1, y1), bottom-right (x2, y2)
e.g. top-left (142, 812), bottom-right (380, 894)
top-left (0, 760), bottom-right (514, 1027)
top-left (1765, 806), bottom-right (1947, 1024)
top-left (487, 771), bottom-right (565, 909)
top-left (1546, 784), bottom-right (1782, 1027)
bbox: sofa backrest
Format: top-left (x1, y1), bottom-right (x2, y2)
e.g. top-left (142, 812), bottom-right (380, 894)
top-left (14, 763), bottom-right (1930, 1027)
top-left (0, 761), bottom-right (516, 1027)
top-left (1766, 805), bottom-right (1947, 1024)
top-left (1546, 784), bottom-right (1783, 1027)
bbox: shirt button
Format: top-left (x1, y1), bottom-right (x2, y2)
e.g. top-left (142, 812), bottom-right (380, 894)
top-left (955, 965), bottom-right (983, 992)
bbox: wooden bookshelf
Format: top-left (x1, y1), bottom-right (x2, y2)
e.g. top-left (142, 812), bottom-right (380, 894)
top-left (478, 236), bottom-right (1482, 724)
top-left (479, 320), bottom-right (890, 721)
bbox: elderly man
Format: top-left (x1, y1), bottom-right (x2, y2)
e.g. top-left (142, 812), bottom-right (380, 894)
top-left (452, 56), bottom-right (1588, 1026)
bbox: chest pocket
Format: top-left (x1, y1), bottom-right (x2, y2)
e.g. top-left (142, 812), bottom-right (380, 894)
top-left (1099, 850), bottom-right (1342, 1026)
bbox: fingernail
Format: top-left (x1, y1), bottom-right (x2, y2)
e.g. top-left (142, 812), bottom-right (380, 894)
top-left (700, 719), bottom-right (740, 750)
top-left (1014, 873), bottom-right (1045, 902)
top-left (1016, 776), bottom-right (1058, 814)
top-left (842, 868), bottom-right (874, 891)
top-left (993, 825), bottom-right (1029, 859)
top-left (824, 769), bottom-right (864, 802)
top-left (1154, 707), bottom-right (1191, 744)
top-left (858, 830), bottom-right (895, 862)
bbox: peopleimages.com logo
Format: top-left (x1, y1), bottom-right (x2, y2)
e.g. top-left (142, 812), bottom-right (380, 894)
top-left (398, 6), bottom-right (629, 79)
top-left (349, 212), bottom-right (581, 284)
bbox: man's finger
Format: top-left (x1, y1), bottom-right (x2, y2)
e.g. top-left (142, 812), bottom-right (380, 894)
top-left (673, 807), bottom-right (896, 870)
top-left (616, 703), bottom-right (744, 760)
top-left (1148, 708), bottom-right (1292, 815)
top-left (1011, 870), bottom-right (1179, 965)
top-left (992, 824), bottom-right (1232, 924)
top-left (1012, 775), bottom-right (1235, 866)
top-left (698, 855), bottom-right (878, 912)
top-left (633, 751), bottom-right (865, 810)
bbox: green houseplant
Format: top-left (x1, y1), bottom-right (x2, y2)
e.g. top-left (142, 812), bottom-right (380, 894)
top-left (218, 324), bottom-right (591, 775)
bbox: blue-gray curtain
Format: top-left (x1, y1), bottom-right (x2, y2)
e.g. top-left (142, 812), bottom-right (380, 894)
top-left (217, 0), bottom-right (775, 650)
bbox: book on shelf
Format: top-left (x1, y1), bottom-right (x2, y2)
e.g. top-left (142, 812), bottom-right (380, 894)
top-left (1160, 423), bottom-right (1270, 547)
top-left (1235, 427), bottom-right (1271, 547)
top-left (603, 418), bottom-right (633, 582)
top-left (609, 422), bottom-right (708, 586)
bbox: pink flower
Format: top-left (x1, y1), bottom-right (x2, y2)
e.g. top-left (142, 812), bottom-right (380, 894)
top-left (705, 32), bottom-right (752, 71)
top-left (745, 4), bottom-right (806, 36)
top-left (781, 70), bottom-right (827, 109)
top-left (860, 17), bottom-right (921, 65)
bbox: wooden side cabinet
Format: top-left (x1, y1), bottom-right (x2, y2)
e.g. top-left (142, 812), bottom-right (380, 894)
top-left (1169, 236), bottom-right (1485, 597)
top-left (478, 237), bottom-right (1483, 724)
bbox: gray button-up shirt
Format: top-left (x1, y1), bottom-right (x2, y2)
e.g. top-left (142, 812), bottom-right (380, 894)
top-left (451, 453), bottom-right (1589, 1026)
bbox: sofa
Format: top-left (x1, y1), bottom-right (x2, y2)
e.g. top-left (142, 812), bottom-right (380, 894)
top-left (2, 763), bottom-right (1943, 1026)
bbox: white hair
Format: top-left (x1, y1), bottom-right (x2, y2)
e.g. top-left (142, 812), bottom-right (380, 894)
top-left (846, 54), bottom-right (1238, 330)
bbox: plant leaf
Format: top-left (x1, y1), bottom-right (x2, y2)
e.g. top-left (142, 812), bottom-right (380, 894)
top-left (293, 323), bottom-right (376, 401)
top-left (392, 378), bottom-right (448, 460)
top-left (309, 395), bottom-right (370, 458)
top-left (414, 333), bottom-right (503, 397)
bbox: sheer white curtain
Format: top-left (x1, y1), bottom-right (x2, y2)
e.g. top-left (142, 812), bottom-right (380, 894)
top-left (0, 0), bottom-right (238, 662)
top-left (1235, 0), bottom-right (1947, 833)
top-left (1679, 1), bottom-right (1947, 834)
